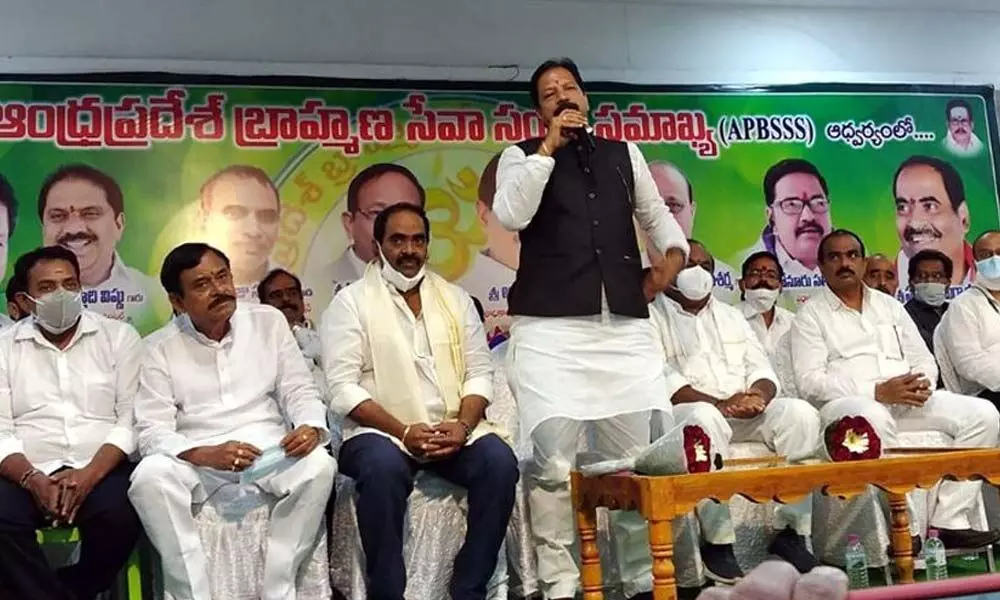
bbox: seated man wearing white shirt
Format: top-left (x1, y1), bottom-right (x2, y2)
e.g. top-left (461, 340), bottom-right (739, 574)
top-left (652, 241), bottom-right (821, 579)
top-left (739, 251), bottom-right (794, 360)
top-left (258, 268), bottom-right (321, 374)
top-left (790, 228), bottom-right (1000, 550)
top-left (128, 243), bottom-right (335, 600)
top-left (936, 229), bottom-right (1000, 407)
top-left (322, 204), bottom-right (518, 600)
top-left (0, 245), bottom-right (141, 600)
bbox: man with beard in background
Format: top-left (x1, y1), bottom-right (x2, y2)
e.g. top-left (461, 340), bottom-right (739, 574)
top-left (258, 268), bottom-right (321, 378)
top-left (863, 254), bottom-right (900, 299)
top-left (893, 155), bottom-right (975, 297)
top-left (39, 164), bottom-right (168, 332)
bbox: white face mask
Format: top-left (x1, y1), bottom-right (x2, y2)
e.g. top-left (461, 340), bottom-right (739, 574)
top-left (29, 288), bottom-right (83, 335)
top-left (674, 266), bottom-right (714, 301)
top-left (743, 287), bottom-right (780, 315)
top-left (379, 245), bottom-right (426, 292)
top-left (977, 256), bottom-right (1000, 291)
top-left (912, 282), bottom-right (947, 307)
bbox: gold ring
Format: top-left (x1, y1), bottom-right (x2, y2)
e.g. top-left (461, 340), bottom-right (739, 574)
top-left (236, 449), bottom-right (243, 458)
top-left (301, 434), bottom-right (308, 442)
top-left (233, 458), bottom-right (239, 468)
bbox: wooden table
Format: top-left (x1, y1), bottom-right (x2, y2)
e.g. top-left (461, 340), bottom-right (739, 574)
top-left (571, 448), bottom-right (1000, 600)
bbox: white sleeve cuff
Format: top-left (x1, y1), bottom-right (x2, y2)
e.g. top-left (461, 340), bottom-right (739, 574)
top-left (331, 385), bottom-right (374, 417)
top-left (102, 427), bottom-right (137, 457)
top-left (461, 376), bottom-right (493, 404)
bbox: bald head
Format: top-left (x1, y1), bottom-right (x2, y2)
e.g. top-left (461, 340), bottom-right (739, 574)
top-left (863, 253), bottom-right (898, 297)
top-left (973, 229), bottom-right (1000, 260)
top-left (649, 162), bottom-right (694, 237)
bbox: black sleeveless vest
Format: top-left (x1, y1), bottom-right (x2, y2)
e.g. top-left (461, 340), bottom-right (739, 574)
top-left (509, 136), bottom-right (648, 319)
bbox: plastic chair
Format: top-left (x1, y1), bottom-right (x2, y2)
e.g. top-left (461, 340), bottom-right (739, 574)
top-left (36, 526), bottom-right (143, 600)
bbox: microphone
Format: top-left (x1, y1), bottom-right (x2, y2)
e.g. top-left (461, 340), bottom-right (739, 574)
top-left (554, 101), bottom-right (596, 152)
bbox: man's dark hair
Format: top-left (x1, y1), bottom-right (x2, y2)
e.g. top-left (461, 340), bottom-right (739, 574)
top-left (908, 249), bottom-right (954, 282)
top-left (13, 246), bottom-right (81, 288)
top-left (687, 238), bottom-right (715, 272)
top-left (5, 271), bottom-right (25, 305)
top-left (0, 174), bottom-right (18, 236)
top-left (741, 251), bottom-right (784, 280)
top-left (763, 158), bottom-right (829, 207)
top-left (199, 164), bottom-right (279, 214)
top-left (817, 229), bottom-right (866, 264)
top-left (893, 155), bottom-right (966, 213)
top-left (471, 296), bottom-right (485, 324)
top-left (38, 164), bottom-right (124, 219)
top-left (373, 204), bottom-right (431, 246)
top-left (346, 163), bottom-right (426, 214)
top-left (529, 57), bottom-right (585, 109)
top-left (946, 99), bottom-right (973, 123)
top-left (257, 268), bottom-right (303, 303)
top-left (160, 242), bottom-right (230, 297)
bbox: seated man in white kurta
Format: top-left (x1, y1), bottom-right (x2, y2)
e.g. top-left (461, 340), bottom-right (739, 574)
top-left (322, 204), bottom-right (518, 600)
top-left (790, 229), bottom-right (1000, 551)
top-left (739, 251), bottom-right (795, 362)
top-left (128, 243), bottom-right (336, 600)
top-left (651, 240), bottom-right (821, 580)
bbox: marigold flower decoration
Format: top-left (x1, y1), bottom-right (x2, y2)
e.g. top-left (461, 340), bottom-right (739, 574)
top-left (683, 425), bottom-right (713, 473)
top-left (824, 416), bottom-right (881, 462)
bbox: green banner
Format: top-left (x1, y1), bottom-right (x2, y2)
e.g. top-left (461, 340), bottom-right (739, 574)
top-left (0, 75), bottom-right (996, 340)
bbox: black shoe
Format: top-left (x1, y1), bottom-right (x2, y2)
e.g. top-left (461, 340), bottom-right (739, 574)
top-left (627, 593), bottom-right (653, 600)
top-left (768, 527), bottom-right (820, 573)
top-left (701, 542), bottom-right (744, 584)
top-left (886, 534), bottom-right (922, 559)
top-left (936, 528), bottom-right (1000, 549)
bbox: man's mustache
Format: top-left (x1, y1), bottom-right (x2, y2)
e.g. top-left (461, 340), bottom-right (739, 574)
top-left (209, 294), bottom-right (237, 309)
top-left (795, 221), bottom-right (824, 237)
top-left (903, 224), bottom-right (942, 243)
top-left (58, 232), bottom-right (97, 246)
top-left (553, 100), bottom-right (580, 116)
top-left (837, 268), bottom-right (855, 277)
top-left (395, 255), bottom-right (421, 267)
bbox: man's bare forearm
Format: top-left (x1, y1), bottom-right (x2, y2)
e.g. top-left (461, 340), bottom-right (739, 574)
top-left (348, 399), bottom-right (408, 440)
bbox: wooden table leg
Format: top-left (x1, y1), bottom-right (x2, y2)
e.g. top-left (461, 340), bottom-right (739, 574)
top-left (888, 492), bottom-right (915, 584)
top-left (649, 517), bottom-right (677, 600)
top-left (576, 503), bottom-right (604, 600)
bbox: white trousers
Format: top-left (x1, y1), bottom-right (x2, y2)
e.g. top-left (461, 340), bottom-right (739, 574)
top-left (527, 411), bottom-right (665, 599)
top-left (128, 449), bottom-right (336, 600)
top-left (819, 391), bottom-right (999, 530)
top-left (675, 398), bottom-right (820, 544)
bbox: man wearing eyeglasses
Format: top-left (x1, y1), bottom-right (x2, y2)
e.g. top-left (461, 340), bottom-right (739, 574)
top-left (740, 159), bottom-right (833, 303)
top-left (198, 165), bottom-right (282, 302)
top-left (943, 99), bottom-right (983, 158)
top-left (648, 162), bottom-right (739, 305)
top-left (322, 163), bottom-right (427, 297)
top-left (893, 155), bottom-right (975, 299)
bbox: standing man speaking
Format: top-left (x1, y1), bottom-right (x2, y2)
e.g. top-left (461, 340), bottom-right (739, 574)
top-left (493, 57), bottom-right (688, 600)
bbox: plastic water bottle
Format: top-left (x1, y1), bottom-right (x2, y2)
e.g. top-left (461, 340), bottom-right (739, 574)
top-left (845, 534), bottom-right (869, 589)
top-left (925, 529), bottom-right (949, 581)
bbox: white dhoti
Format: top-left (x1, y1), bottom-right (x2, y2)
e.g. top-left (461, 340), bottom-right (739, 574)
top-left (819, 391), bottom-right (999, 530)
top-left (509, 314), bottom-right (672, 599)
top-left (676, 398), bottom-right (820, 544)
top-left (128, 448), bottom-right (336, 600)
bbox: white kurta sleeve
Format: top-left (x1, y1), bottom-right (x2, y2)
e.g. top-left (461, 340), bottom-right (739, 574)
top-left (272, 313), bottom-right (329, 442)
top-left (102, 324), bottom-right (141, 455)
top-left (628, 142), bottom-right (690, 258)
top-left (135, 347), bottom-right (198, 458)
top-left (790, 305), bottom-right (862, 403)
top-left (943, 300), bottom-right (1000, 392)
top-left (739, 318), bottom-right (780, 395)
top-left (458, 292), bottom-right (493, 401)
top-left (492, 144), bottom-right (555, 231)
top-left (321, 290), bottom-right (374, 417)
top-left (0, 341), bottom-right (24, 466)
